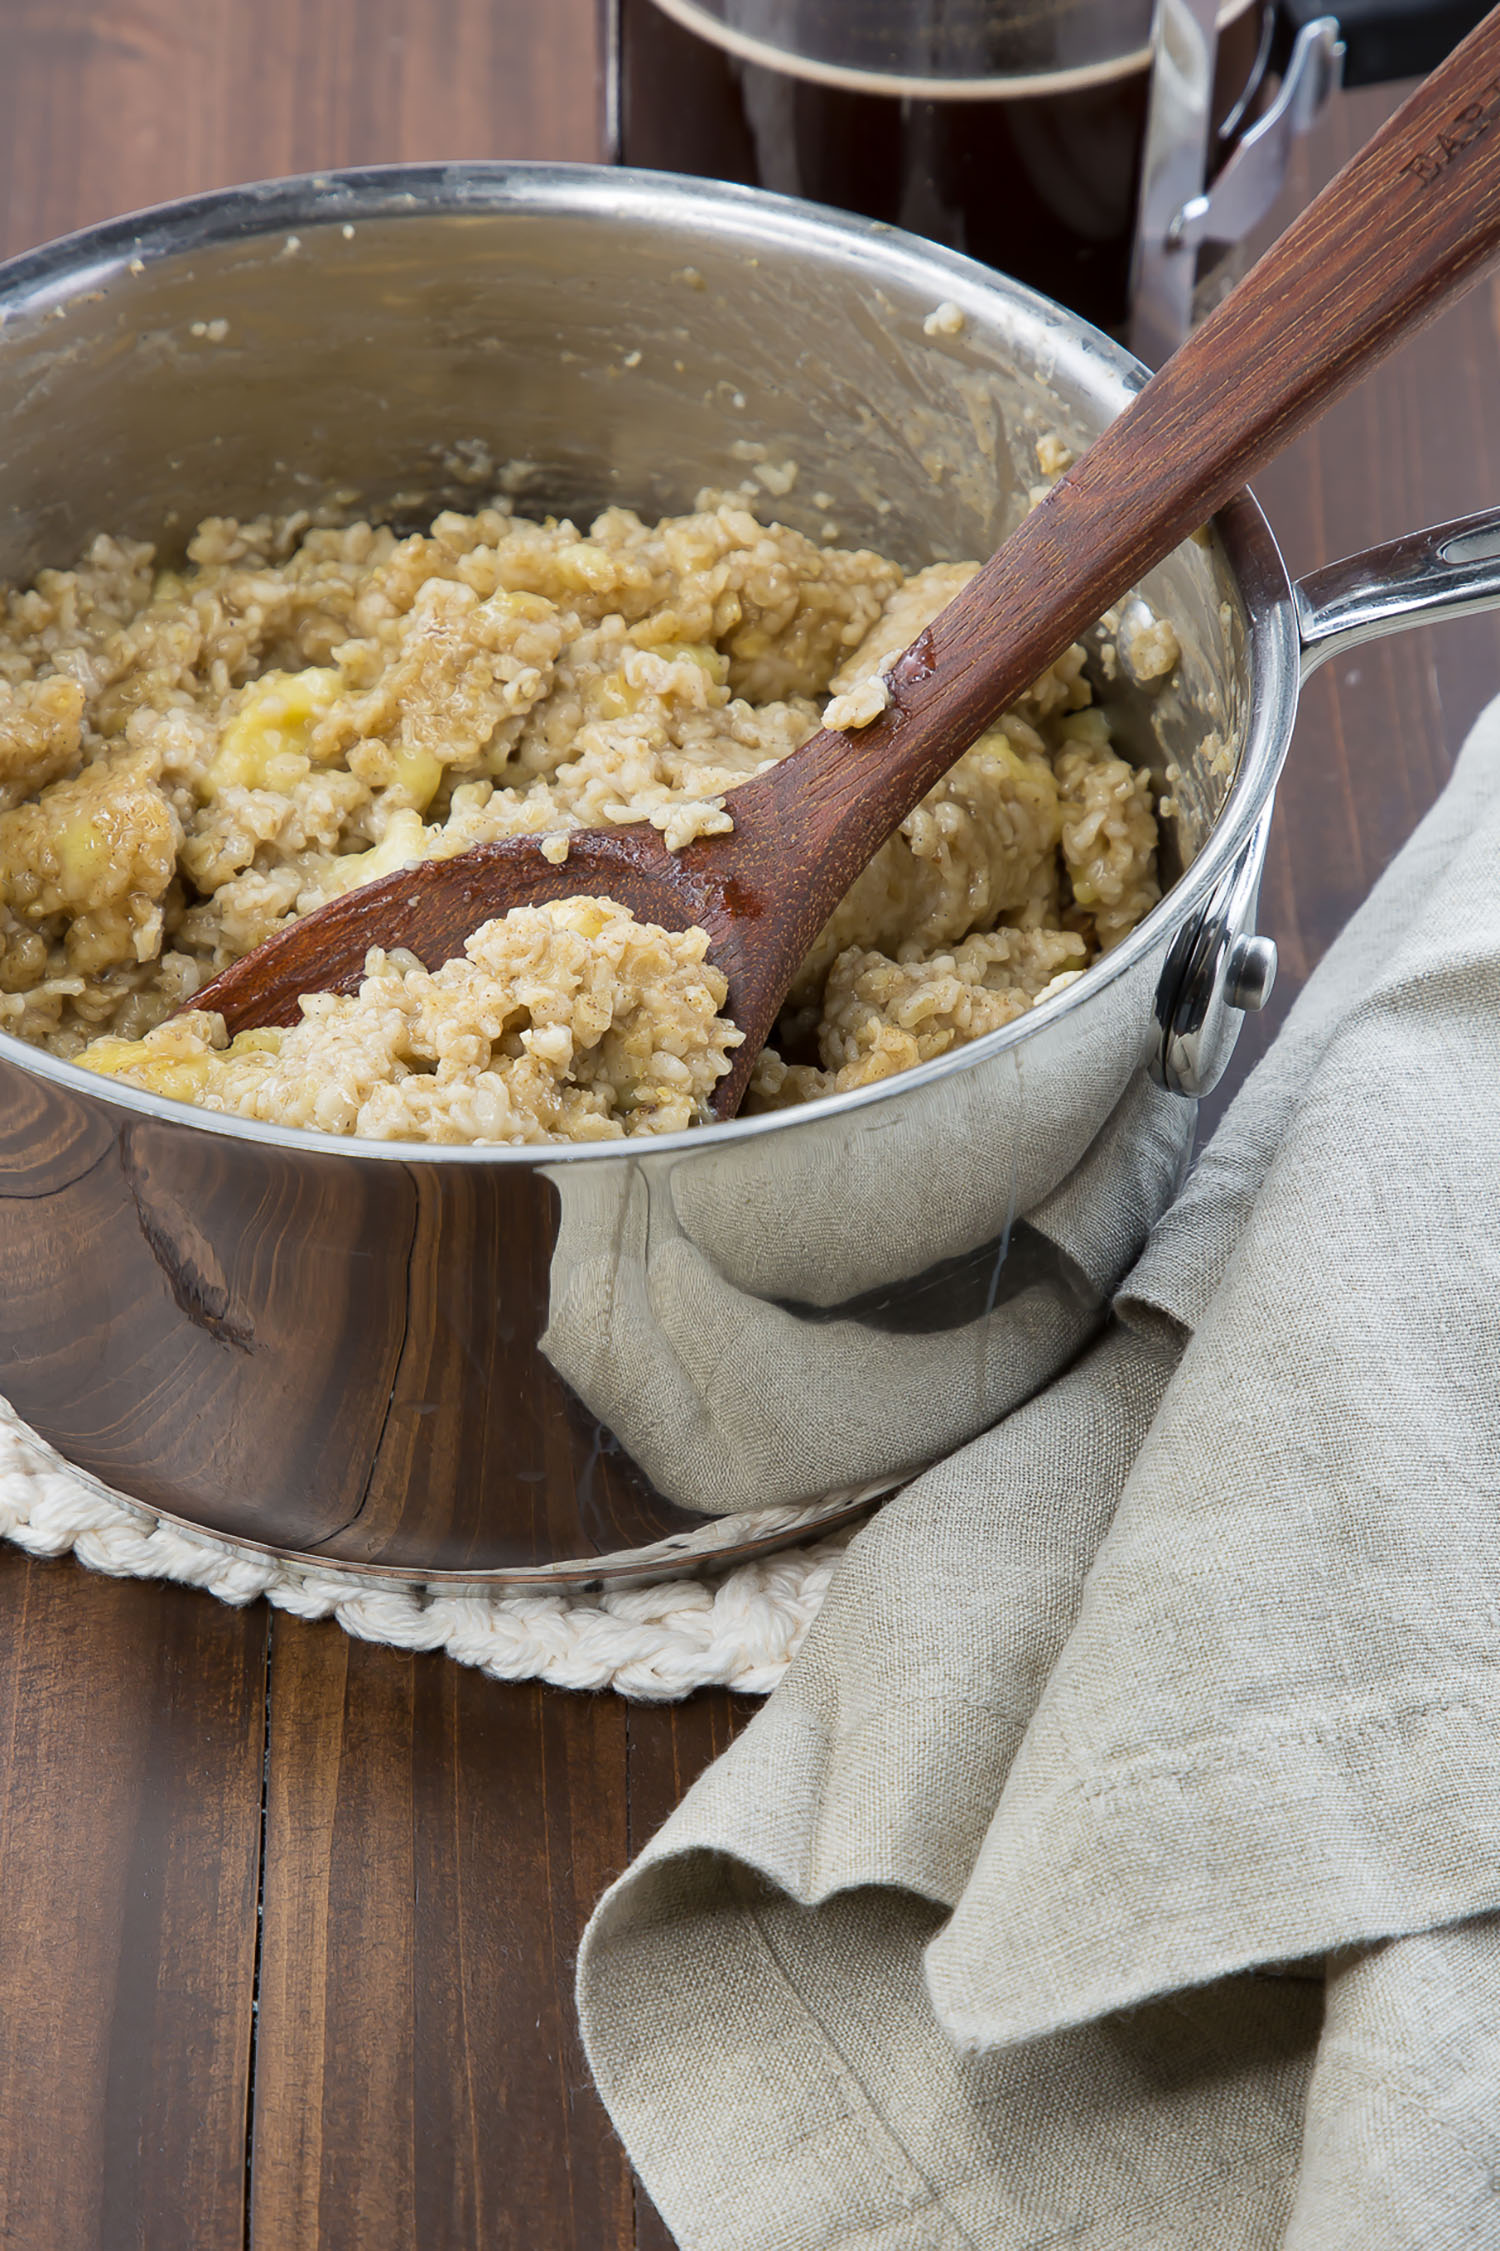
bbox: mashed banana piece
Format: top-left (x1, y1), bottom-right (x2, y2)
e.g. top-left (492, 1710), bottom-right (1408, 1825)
top-left (0, 500), bottom-right (1160, 1142)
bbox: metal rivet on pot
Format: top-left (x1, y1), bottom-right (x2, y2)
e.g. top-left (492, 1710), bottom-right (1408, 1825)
top-left (1225, 932), bottom-right (1278, 1012)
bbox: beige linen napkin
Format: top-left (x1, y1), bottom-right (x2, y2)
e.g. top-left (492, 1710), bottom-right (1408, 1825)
top-left (576, 691), bottom-right (1500, 2249)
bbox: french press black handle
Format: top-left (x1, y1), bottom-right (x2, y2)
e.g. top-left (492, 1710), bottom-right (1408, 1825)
top-left (1275, 0), bottom-right (1495, 86)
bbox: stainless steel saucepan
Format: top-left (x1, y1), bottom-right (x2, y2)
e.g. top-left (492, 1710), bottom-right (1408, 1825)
top-left (1, 165), bottom-right (1497, 1586)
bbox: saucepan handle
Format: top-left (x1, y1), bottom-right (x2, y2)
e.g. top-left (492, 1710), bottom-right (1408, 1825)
top-left (1295, 506), bottom-right (1500, 680)
top-left (1154, 502), bottom-right (1500, 1099)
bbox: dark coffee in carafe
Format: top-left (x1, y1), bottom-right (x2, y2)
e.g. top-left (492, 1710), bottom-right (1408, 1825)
top-left (615, 0), bottom-right (1266, 334)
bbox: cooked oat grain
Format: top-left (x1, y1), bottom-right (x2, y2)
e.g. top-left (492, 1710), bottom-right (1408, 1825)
top-left (0, 500), bottom-right (1159, 1143)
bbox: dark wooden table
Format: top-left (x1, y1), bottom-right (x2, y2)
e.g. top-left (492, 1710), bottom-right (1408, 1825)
top-left (1, 14), bottom-right (1497, 2247)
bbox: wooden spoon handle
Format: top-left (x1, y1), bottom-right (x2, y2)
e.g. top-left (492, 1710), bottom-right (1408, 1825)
top-left (931, 4), bottom-right (1500, 717)
top-left (743, 8), bottom-right (1500, 898)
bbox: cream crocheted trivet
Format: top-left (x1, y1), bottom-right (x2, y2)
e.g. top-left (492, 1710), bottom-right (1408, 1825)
top-left (0, 1396), bottom-right (851, 1701)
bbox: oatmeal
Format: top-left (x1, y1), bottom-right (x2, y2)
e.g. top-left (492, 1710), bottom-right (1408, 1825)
top-left (82, 899), bottom-right (738, 1143)
top-left (0, 498), bottom-right (1161, 1143)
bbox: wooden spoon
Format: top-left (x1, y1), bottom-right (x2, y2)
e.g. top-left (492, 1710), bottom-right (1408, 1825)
top-left (191, 13), bottom-right (1500, 1118)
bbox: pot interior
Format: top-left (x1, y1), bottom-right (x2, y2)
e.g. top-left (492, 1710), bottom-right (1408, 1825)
top-left (0, 165), bottom-right (1276, 899)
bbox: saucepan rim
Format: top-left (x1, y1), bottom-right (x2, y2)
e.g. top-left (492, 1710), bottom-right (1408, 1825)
top-left (0, 161), bottom-right (1300, 1167)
